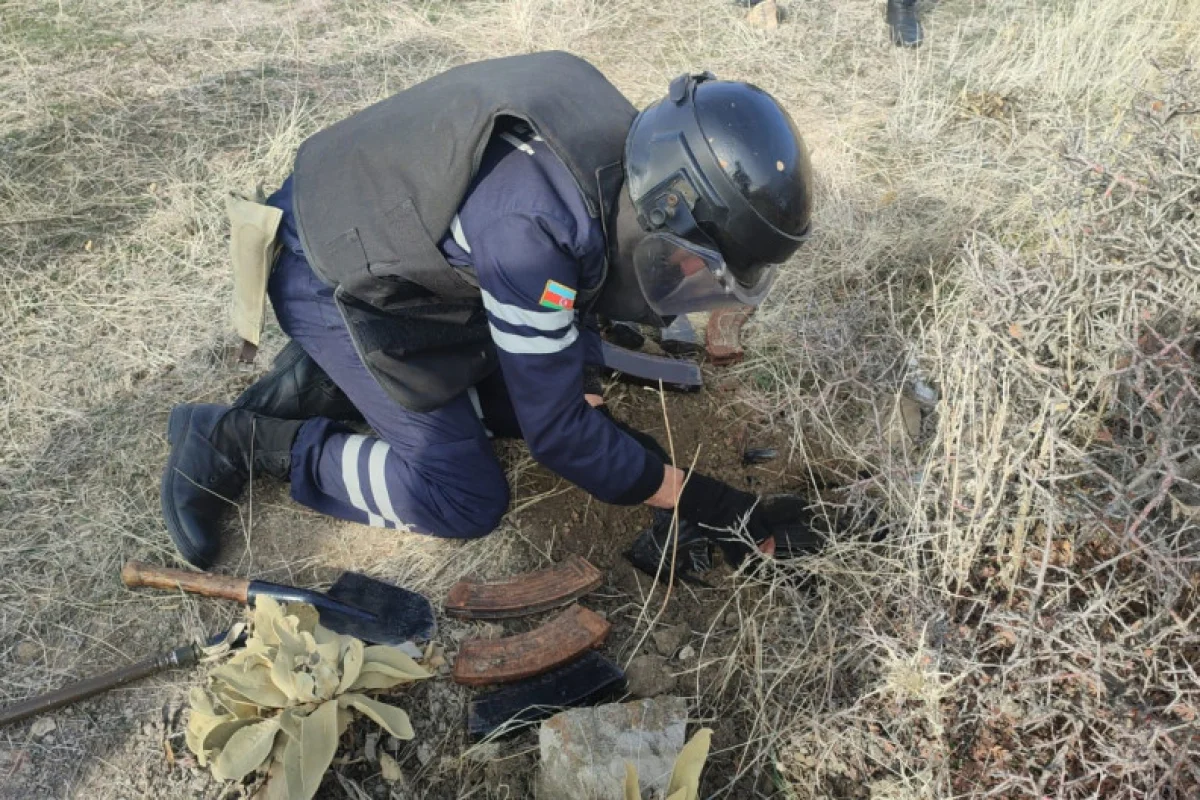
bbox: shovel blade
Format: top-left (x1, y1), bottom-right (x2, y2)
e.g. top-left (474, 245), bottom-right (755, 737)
top-left (324, 572), bottom-right (437, 644)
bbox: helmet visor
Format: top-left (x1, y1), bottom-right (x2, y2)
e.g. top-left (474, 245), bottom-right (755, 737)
top-left (632, 232), bottom-right (777, 316)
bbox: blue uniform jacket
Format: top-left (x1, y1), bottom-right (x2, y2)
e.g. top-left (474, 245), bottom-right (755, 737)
top-left (274, 124), bottom-right (664, 506)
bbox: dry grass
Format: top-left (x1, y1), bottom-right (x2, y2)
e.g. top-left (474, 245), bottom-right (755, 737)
top-left (2, 0), bottom-right (1198, 798)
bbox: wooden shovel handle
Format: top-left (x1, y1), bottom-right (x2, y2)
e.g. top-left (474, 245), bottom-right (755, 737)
top-left (121, 561), bottom-right (251, 603)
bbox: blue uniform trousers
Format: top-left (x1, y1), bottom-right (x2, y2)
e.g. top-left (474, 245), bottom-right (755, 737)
top-left (268, 249), bottom-right (515, 538)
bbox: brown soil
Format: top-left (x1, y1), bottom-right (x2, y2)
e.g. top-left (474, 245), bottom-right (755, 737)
top-left (63, 367), bottom-right (806, 800)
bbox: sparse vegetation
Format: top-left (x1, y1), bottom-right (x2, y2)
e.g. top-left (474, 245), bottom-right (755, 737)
top-left (1, 0), bottom-right (1197, 798)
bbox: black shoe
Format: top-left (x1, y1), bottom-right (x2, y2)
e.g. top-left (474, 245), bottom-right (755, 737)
top-left (887, 0), bottom-right (923, 47)
top-left (160, 404), bottom-right (303, 567)
top-left (233, 340), bottom-right (363, 423)
top-left (625, 509), bottom-right (713, 584)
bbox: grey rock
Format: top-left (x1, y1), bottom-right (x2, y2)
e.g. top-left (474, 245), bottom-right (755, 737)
top-left (625, 654), bottom-right (677, 698)
top-left (651, 623), bottom-right (689, 656)
top-left (538, 697), bottom-right (688, 800)
top-left (14, 641), bottom-right (40, 665)
top-left (30, 717), bottom-right (56, 738)
top-left (364, 730), bottom-right (380, 764)
top-left (416, 742), bottom-right (434, 766)
top-left (677, 644), bottom-right (696, 662)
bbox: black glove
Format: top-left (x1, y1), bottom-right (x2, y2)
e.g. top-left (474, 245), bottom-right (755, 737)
top-left (676, 474), bottom-right (830, 566)
top-left (625, 508), bottom-right (713, 585)
top-left (677, 472), bottom-right (768, 536)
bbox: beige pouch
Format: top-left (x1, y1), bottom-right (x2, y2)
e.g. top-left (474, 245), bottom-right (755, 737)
top-left (227, 189), bottom-right (283, 362)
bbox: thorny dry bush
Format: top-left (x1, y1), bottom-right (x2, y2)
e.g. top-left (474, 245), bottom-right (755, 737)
top-left (711, 66), bottom-right (1200, 800)
top-left (2, 0), bottom-right (1199, 798)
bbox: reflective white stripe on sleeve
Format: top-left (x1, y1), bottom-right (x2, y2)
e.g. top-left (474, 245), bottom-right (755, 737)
top-left (499, 131), bottom-right (535, 155)
top-left (481, 289), bottom-right (573, 332)
top-left (450, 215), bottom-right (471, 254)
top-left (489, 323), bottom-right (578, 355)
top-left (367, 440), bottom-right (404, 527)
top-left (341, 435), bottom-right (385, 528)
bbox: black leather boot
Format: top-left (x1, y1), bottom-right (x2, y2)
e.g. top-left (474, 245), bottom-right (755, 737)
top-left (887, 0), bottom-right (923, 47)
top-left (160, 404), bottom-right (304, 567)
top-left (233, 340), bottom-right (362, 423)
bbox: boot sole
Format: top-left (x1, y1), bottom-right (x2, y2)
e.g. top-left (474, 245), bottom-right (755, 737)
top-left (160, 405), bottom-right (216, 568)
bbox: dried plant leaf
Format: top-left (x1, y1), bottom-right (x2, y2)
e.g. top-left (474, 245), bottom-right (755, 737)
top-left (346, 667), bottom-right (416, 692)
top-left (253, 596), bottom-right (286, 646)
top-left (276, 729), bottom-right (304, 796)
top-left (299, 700), bottom-right (340, 798)
top-left (379, 751), bottom-right (404, 783)
top-left (665, 728), bottom-right (712, 800)
top-left (337, 639), bottom-right (364, 694)
top-left (272, 614), bottom-right (307, 655)
top-left (624, 763), bottom-right (641, 800)
top-left (348, 646), bottom-right (430, 691)
top-left (258, 758), bottom-right (290, 800)
top-left (190, 687), bottom-right (217, 717)
top-left (187, 715), bottom-right (257, 766)
top-left (189, 600), bottom-right (423, 798)
top-left (336, 708), bottom-right (355, 736)
top-left (214, 663), bottom-right (290, 708)
top-left (270, 649), bottom-right (298, 702)
top-left (211, 717), bottom-right (281, 782)
top-left (291, 671), bottom-right (317, 704)
top-left (312, 663), bottom-right (340, 701)
top-left (361, 645), bottom-right (430, 679)
top-left (338, 694), bottom-right (414, 740)
top-left (284, 603), bottom-right (320, 634)
top-left (313, 635), bottom-right (340, 668)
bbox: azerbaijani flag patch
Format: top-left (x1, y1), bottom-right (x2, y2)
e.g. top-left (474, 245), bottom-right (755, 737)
top-left (539, 280), bottom-right (577, 310)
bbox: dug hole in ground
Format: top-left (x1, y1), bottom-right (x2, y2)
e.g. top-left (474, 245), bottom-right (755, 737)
top-left (2, 0), bottom-right (1198, 798)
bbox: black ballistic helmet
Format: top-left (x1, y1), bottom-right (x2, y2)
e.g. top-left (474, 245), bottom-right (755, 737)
top-left (623, 71), bottom-right (813, 315)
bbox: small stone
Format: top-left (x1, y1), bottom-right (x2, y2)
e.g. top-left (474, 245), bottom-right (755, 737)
top-left (386, 736), bottom-right (402, 751)
top-left (677, 645), bottom-right (696, 662)
top-left (538, 698), bottom-right (688, 800)
top-left (724, 611), bottom-right (741, 628)
top-left (416, 742), bottom-right (434, 766)
top-left (744, 0), bottom-right (779, 29)
top-left (30, 718), bottom-right (56, 738)
top-left (652, 623), bottom-right (689, 656)
top-left (364, 731), bottom-right (380, 764)
top-left (625, 655), bottom-right (677, 698)
top-left (379, 752), bottom-right (405, 783)
top-left (14, 642), bottom-right (40, 665)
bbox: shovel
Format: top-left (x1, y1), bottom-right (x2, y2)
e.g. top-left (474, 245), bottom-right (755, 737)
top-left (121, 562), bottom-right (436, 646)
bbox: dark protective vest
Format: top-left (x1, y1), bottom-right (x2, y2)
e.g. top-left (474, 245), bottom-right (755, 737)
top-left (291, 52), bottom-right (637, 412)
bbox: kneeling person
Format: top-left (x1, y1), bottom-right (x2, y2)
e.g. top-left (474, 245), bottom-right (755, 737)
top-left (161, 52), bottom-right (814, 569)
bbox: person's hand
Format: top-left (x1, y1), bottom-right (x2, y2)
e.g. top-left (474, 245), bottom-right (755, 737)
top-left (676, 472), bottom-right (770, 550)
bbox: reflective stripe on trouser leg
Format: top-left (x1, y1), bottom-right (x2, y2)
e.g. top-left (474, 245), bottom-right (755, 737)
top-left (341, 434), bottom-right (386, 528)
top-left (271, 248), bottom-right (510, 537)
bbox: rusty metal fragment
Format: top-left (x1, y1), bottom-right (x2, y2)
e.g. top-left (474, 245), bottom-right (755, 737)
top-left (452, 604), bottom-right (611, 687)
top-left (706, 306), bottom-right (755, 366)
top-left (446, 556), bottom-right (603, 620)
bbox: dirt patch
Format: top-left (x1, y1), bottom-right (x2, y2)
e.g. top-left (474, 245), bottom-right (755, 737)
top-left (0, 367), bottom-right (805, 800)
